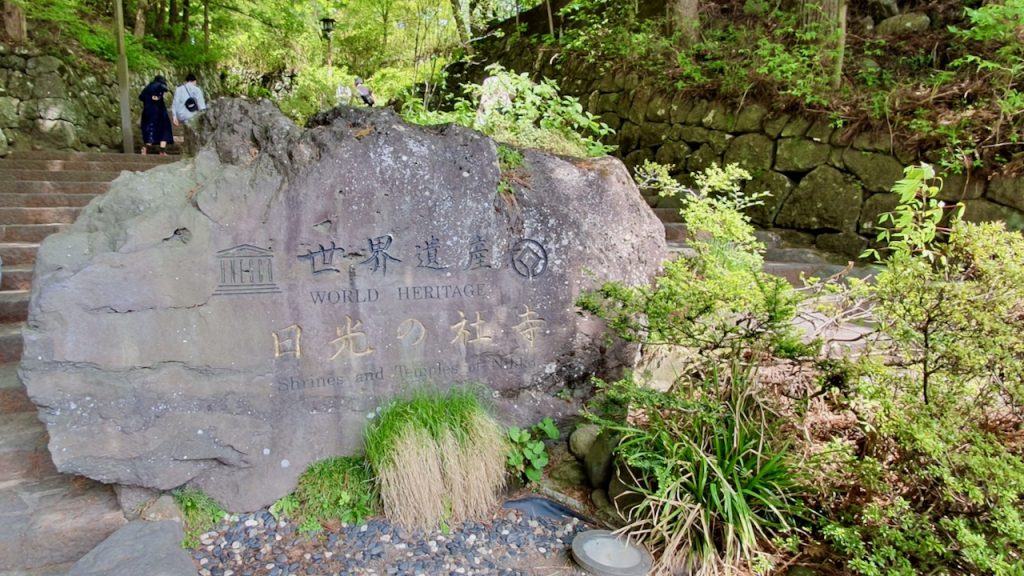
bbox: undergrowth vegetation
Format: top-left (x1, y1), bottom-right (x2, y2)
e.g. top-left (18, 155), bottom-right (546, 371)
top-left (548, 0), bottom-right (1024, 174)
top-left (173, 488), bottom-right (226, 549)
top-left (269, 456), bottom-right (376, 533)
top-left (402, 64), bottom-right (615, 158)
top-left (579, 161), bottom-right (1024, 574)
top-left (364, 387), bottom-right (508, 532)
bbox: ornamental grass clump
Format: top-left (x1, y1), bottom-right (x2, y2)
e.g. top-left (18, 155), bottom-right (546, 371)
top-left (364, 387), bottom-right (508, 531)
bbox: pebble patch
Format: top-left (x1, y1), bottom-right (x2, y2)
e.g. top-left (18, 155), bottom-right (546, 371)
top-left (191, 509), bottom-right (591, 575)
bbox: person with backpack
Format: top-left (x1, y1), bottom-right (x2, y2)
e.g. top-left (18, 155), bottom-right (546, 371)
top-left (172, 73), bottom-right (207, 126)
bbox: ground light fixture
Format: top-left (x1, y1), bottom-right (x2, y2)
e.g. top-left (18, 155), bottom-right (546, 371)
top-left (571, 529), bottom-right (654, 576)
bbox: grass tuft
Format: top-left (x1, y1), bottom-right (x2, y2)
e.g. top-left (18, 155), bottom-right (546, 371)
top-left (173, 488), bottom-right (226, 549)
top-left (365, 386), bottom-right (508, 531)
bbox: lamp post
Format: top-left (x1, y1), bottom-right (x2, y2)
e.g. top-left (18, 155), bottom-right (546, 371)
top-left (320, 17), bottom-right (335, 70)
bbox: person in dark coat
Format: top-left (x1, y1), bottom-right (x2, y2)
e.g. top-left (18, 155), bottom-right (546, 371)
top-left (139, 75), bottom-right (173, 155)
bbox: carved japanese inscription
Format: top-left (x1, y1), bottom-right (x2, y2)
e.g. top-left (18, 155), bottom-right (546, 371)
top-left (20, 102), bottom-right (667, 513)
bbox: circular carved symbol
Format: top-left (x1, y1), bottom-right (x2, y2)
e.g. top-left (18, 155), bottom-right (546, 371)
top-left (511, 239), bottom-right (548, 279)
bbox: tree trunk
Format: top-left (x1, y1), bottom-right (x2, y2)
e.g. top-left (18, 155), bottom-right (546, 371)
top-left (449, 0), bottom-right (469, 46)
top-left (154, 0), bottom-right (165, 37)
top-left (203, 0), bottom-right (209, 51)
top-left (168, 0), bottom-right (177, 32)
top-left (669, 0), bottom-right (699, 45)
top-left (178, 0), bottom-right (189, 44)
top-left (133, 0), bottom-right (147, 38)
top-left (545, 0), bottom-right (554, 38)
top-left (2, 1), bottom-right (27, 43)
top-left (802, 0), bottom-right (847, 89)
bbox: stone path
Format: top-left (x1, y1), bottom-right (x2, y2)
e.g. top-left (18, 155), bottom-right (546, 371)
top-left (0, 363), bottom-right (126, 576)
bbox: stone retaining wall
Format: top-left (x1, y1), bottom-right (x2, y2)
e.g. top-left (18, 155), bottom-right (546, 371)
top-left (0, 45), bottom-right (223, 154)
top-left (457, 52), bottom-right (1024, 256)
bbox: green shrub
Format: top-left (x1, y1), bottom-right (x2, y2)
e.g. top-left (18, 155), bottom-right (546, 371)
top-left (278, 66), bottom-right (356, 125)
top-left (578, 162), bottom-right (798, 371)
top-left (506, 417), bottom-right (559, 484)
top-left (402, 64), bottom-right (615, 158)
top-left (269, 456), bottom-right (376, 533)
top-left (173, 489), bottom-right (225, 548)
top-left (812, 164), bottom-right (1024, 574)
top-left (579, 161), bottom-right (805, 573)
top-left (364, 387), bottom-right (508, 531)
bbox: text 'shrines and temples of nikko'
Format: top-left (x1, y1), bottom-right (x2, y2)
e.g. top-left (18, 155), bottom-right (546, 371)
top-left (20, 102), bottom-right (667, 511)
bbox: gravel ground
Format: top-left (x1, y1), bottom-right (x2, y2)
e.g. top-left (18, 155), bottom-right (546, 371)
top-left (192, 507), bottom-right (593, 576)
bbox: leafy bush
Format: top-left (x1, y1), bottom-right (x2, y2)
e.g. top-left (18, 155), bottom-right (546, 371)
top-left (810, 164), bottom-right (1024, 575)
top-left (173, 489), bottom-right (225, 549)
top-left (279, 65), bottom-right (356, 125)
top-left (506, 417), bottom-right (559, 483)
top-left (402, 64), bottom-right (615, 158)
top-left (579, 162), bottom-right (798, 371)
top-left (580, 162), bottom-right (805, 573)
top-left (364, 387), bottom-right (508, 531)
top-left (269, 456), bottom-right (376, 533)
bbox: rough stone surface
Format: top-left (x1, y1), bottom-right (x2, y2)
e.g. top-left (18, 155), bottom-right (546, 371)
top-left (568, 423), bottom-right (601, 459)
top-left (940, 172), bottom-right (986, 202)
top-left (654, 140), bottom-right (691, 168)
top-left (860, 192), bottom-right (900, 235)
top-left (114, 485), bottom-right (160, 520)
top-left (776, 166), bottom-right (863, 232)
top-left (687, 143), bottom-right (722, 174)
top-left (66, 521), bottom-right (195, 576)
top-left (548, 459), bottom-right (587, 488)
top-left (723, 133), bottom-right (774, 173)
top-left (963, 199), bottom-right (1024, 230)
top-left (141, 494), bottom-right (184, 523)
top-left (775, 138), bottom-right (831, 173)
top-left (876, 13), bottom-right (931, 35)
top-left (745, 171), bottom-right (794, 227)
top-left (843, 150), bottom-right (904, 192)
top-left (816, 232), bottom-right (868, 260)
top-left (988, 174), bottom-right (1024, 212)
top-left (583, 430), bottom-right (619, 489)
top-left (733, 103), bottom-right (768, 133)
top-left (21, 100), bottom-right (667, 512)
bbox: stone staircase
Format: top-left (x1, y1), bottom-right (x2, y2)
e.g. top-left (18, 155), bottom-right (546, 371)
top-left (643, 192), bottom-right (869, 285)
top-left (0, 150), bottom-right (176, 576)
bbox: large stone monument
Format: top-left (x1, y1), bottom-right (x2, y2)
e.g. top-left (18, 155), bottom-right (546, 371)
top-left (20, 100), bottom-right (666, 511)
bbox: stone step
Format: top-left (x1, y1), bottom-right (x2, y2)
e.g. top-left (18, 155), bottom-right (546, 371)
top-left (0, 471), bottom-right (126, 572)
top-left (0, 170), bottom-right (124, 183)
top-left (0, 561), bottom-right (75, 576)
top-left (5, 150), bottom-right (177, 164)
top-left (1, 266), bottom-right (34, 292)
top-left (0, 208), bottom-right (81, 226)
top-left (0, 194), bottom-right (96, 209)
top-left (0, 225), bottom-right (66, 244)
top-left (664, 223), bottom-right (686, 242)
top-left (0, 362), bottom-right (127, 573)
top-left (652, 207), bottom-right (682, 224)
top-left (0, 158), bottom-right (170, 172)
top-left (0, 361), bottom-right (27, 415)
top-left (0, 243), bottom-right (39, 266)
top-left (0, 292), bottom-right (29, 324)
top-left (0, 181), bottom-right (108, 195)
